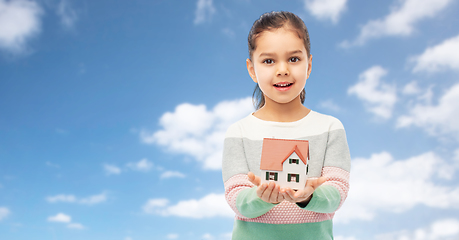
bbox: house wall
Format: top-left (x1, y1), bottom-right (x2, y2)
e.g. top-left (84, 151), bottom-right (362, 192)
top-left (260, 152), bottom-right (308, 190)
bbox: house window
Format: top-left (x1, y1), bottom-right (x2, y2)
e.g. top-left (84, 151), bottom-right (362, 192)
top-left (266, 172), bottom-right (278, 181)
top-left (289, 158), bottom-right (299, 164)
top-left (287, 173), bottom-right (300, 183)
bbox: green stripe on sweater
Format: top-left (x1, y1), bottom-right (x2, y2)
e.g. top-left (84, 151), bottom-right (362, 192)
top-left (231, 219), bottom-right (334, 240)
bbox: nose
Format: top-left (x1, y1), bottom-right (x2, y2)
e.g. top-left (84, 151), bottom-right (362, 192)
top-left (276, 62), bottom-right (289, 76)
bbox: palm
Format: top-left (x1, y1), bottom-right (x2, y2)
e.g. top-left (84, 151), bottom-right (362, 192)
top-left (282, 177), bottom-right (327, 203)
top-left (248, 172), bottom-right (285, 204)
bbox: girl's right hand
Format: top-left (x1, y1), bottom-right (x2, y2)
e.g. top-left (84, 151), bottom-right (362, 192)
top-left (281, 177), bottom-right (327, 204)
top-left (248, 172), bottom-right (285, 204)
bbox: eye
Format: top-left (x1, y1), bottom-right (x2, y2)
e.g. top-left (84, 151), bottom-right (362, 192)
top-left (289, 57), bottom-right (300, 63)
top-left (263, 59), bottom-right (274, 64)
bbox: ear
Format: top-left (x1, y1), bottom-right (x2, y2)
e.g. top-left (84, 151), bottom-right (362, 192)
top-left (306, 55), bottom-right (313, 79)
top-left (246, 58), bottom-right (258, 83)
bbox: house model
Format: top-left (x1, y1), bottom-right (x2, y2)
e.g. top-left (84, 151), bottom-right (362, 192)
top-left (259, 138), bottom-right (309, 190)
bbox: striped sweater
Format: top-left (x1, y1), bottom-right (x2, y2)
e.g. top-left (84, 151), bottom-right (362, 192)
top-left (222, 111), bottom-right (351, 240)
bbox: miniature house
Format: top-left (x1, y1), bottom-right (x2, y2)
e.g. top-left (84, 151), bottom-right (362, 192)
top-left (260, 138), bottom-right (309, 190)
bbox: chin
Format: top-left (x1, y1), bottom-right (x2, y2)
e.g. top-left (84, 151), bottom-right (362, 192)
top-left (274, 98), bottom-right (301, 105)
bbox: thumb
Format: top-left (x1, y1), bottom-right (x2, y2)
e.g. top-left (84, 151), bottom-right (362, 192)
top-left (307, 176), bottom-right (327, 189)
top-left (294, 177), bottom-right (327, 198)
top-left (317, 176), bottom-right (327, 186)
top-left (247, 172), bottom-right (260, 186)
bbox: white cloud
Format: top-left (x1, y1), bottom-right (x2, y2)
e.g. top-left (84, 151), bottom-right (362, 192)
top-left (304, 0), bottom-right (347, 24)
top-left (78, 192), bottom-right (107, 205)
top-left (201, 233), bottom-right (231, 240)
top-left (48, 213), bottom-right (71, 223)
top-left (194, 0), bottom-right (215, 25)
top-left (127, 158), bottom-right (153, 172)
top-left (46, 192), bottom-right (107, 205)
top-left (335, 236), bottom-right (357, 240)
top-left (105, 159), bottom-right (157, 175)
top-left (67, 222), bottom-right (85, 229)
top-left (167, 234), bottom-right (179, 239)
top-left (341, 0), bottom-right (452, 47)
top-left (402, 81), bottom-right (421, 95)
top-left (318, 99), bottom-right (341, 112)
top-left (397, 83), bottom-right (459, 139)
top-left (143, 193), bottom-right (234, 219)
top-left (348, 66), bottom-right (397, 119)
top-left (160, 171), bottom-right (186, 179)
top-left (0, 0), bottom-right (43, 53)
top-left (56, 0), bottom-right (78, 29)
top-left (375, 218), bottom-right (459, 240)
top-left (0, 207), bottom-right (10, 221)
top-left (125, 237), bottom-right (133, 240)
top-left (430, 219), bottom-right (459, 239)
top-left (221, 28), bottom-right (235, 38)
top-left (335, 151), bottom-right (459, 223)
top-left (202, 233), bottom-right (214, 240)
top-left (46, 161), bottom-right (60, 168)
top-left (455, 149), bottom-right (459, 163)
top-left (46, 194), bottom-right (77, 203)
top-left (143, 198), bottom-right (168, 210)
top-left (141, 97), bottom-right (253, 170)
top-left (411, 34), bottom-right (459, 73)
top-left (47, 213), bottom-right (85, 229)
top-left (220, 233), bottom-right (232, 240)
top-left (103, 164), bottom-right (122, 175)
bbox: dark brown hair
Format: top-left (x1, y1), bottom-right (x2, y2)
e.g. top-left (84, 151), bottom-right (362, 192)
top-left (248, 11), bottom-right (311, 110)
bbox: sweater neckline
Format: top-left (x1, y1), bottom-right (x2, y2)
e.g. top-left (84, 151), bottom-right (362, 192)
top-left (248, 110), bottom-right (315, 127)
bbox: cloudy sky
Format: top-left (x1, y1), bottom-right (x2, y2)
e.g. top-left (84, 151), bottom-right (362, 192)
top-left (1, 0), bottom-right (459, 239)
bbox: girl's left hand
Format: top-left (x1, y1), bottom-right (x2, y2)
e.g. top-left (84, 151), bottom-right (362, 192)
top-left (248, 172), bottom-right (285, 204)
top-left (281, 177), bottom-right (327, 204)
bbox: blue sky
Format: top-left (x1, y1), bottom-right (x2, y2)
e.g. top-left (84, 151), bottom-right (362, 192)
top-left (1, 0), bottom-right (459, 239)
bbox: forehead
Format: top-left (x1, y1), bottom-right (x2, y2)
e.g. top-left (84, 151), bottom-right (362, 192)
top-left (254, 27), bottom-right (306, 55)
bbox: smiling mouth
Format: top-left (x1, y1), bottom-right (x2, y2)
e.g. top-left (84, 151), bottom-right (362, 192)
top-left (273, 82), bottom-right (293, 88)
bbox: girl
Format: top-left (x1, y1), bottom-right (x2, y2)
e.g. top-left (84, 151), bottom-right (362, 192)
top-left (222, 11), bottom-right (350, 240)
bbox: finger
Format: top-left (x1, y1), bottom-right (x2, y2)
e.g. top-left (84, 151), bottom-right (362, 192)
top-left (283, 188), bottom-right (296, 202)
top-left (261, 182), bottom-right (275, 202)
top-left (282, 194), bottom-right (293, 203)
top-left (248, 172), bottom-right (254, 181)
top-left (293, 189), bottom-right (304, 199)
top-left (276, 185), bottom-right (285, 203)
top-left (306, 176), bottom-right (327, 189)
top-left (270, 184), bottom-right (280, 203)
top-left (317, 176), bottom-right (327, 186)
top-left (277, 192), bottom-right (284, 203)
top-left (256, 183), bottom-right (267, 198)
top-left (247, 172), bottom-right (257, 186)
top-left (285, 188), bottom-right (296, 199)
top-left (294, 189), bottom-right (312, 199)
top-left (281, 191), bottom-right (294, 202)
top-left (253, 175), bottom-right (261, 186)
top-left (251, 172), bottom-right (262, 186)
top-left (277, 190), bottom-right (285, 203)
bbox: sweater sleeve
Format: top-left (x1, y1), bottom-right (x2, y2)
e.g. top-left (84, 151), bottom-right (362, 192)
top-left (222, 124), bottom-right (276, 219)
top-left (302, 119), bottom-right (351, 213)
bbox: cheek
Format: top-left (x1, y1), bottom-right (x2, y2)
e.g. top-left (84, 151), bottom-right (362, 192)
top-left (292, 67), bottom-right (307, 80)
top-left (254, 68), bottom-right (272, 83)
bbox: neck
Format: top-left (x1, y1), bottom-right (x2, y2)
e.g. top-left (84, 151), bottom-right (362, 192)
top-left (254, 96), bottom-right (310, 122)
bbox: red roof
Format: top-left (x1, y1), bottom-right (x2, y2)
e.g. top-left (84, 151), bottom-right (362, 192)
top-left (260, 138), bottom-right (309, 171)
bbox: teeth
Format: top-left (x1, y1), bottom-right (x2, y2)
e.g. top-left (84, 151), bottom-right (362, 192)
top-left (275, 83), bottom-right (291, 87)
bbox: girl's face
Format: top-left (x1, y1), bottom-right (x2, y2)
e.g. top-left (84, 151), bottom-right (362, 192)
top-left (247, 26), bottom-right (312, 107)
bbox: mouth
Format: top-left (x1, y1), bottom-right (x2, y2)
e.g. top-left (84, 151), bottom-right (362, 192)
top-left (273, 82), bottom-right (293, 91)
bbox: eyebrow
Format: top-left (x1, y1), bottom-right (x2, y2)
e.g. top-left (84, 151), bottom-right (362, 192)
top-left (258, 50), bottom-right (304, 58)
